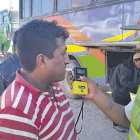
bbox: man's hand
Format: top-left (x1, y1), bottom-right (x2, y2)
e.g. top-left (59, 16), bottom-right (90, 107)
top-left (79, 76), bottom-right (99, 100)
top-left (79, 77), bottom-right (130, 128)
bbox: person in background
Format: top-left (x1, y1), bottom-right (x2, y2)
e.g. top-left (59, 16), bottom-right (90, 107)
top-left (0, 20), bottom-right (78, 139)
top-left (0, 30), bottom-right (20, 96)
top-left (109, 52), bottom-right (140, 132)
top-left (1, 43), bottom-right (5, 55)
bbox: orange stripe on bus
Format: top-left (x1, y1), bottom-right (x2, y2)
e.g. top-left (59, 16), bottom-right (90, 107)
top-left (87, 48), bottom-right (105, 65)
top-left (43, 16), bottom-right (105, 65)
top-left (43, 15), bottom-right (91, 41)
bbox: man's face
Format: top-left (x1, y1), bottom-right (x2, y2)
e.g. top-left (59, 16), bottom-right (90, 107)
top-left (133, 59), bottom-right (140, 69)
top-left (47, 37), bottom-right (70, 81)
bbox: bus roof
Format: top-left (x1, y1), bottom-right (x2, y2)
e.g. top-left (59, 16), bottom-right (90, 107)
top-left (66, 41), bottom-right (140, 52)
top-left (120, 24), bottom-right (140, 30)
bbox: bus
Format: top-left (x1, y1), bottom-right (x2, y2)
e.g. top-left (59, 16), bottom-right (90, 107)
top-left (0, 8), bottom-right (19, 56)
top-left (19, 0), bottom-right (140, 96)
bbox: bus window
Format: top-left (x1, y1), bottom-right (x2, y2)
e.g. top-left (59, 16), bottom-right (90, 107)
top-left (42, 0), bottom-right (54, 14)
top-left (3, 12), bottom-right (9, 24)
top-left (23, 0), bottom-right (31, 18)
top-left (72, 0), bottom-right (91, 8)
top-left (3, 16), bottom-right (9, 24)
top-left (32, 0), bottom-right (41, 16)
top-left (57, 0), bottom-right (71, 11)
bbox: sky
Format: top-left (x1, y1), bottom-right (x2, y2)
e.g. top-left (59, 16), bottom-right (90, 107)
top-left (0, 0), bottom-right (19, 11)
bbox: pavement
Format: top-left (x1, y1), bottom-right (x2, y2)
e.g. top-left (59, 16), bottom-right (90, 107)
top-left (67, 87), bottom-right (129, 140)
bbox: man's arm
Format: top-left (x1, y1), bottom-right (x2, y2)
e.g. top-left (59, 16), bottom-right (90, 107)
top-left (80, 76), bottom-right (130, 128)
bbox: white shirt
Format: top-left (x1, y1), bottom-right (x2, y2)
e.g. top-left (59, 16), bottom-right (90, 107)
top-left (125, 97), bottom-right (136, 121)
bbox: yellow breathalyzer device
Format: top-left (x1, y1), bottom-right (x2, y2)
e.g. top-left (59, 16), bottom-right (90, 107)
top-left (72, 67), bottom-right (88, 95)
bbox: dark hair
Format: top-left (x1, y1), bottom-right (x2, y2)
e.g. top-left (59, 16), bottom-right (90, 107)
top-left (17, 20), bottom-right (69, 72)
top-left (13, 30), bottom-right (19, 48)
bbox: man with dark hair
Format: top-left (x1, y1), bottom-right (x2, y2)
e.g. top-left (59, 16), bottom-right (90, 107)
top-left (0, 20), bottom-right (78, 139)
top-left (110, 52), bottom-right (140, 132)
top-left (0, 30), bottom-right (20, 96)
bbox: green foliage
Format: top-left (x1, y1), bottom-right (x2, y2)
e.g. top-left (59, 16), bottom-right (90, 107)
top-left (0, 33), bottom-right (10, 51)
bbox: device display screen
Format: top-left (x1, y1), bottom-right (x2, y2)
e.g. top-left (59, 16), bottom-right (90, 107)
top-left (77, 69), bottom-right (86, 75)
top-left (74, 67), bottom-right (87, 81)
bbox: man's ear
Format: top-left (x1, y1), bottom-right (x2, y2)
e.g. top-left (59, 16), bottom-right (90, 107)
top-left (36, 54), bottom-right (49, 69)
